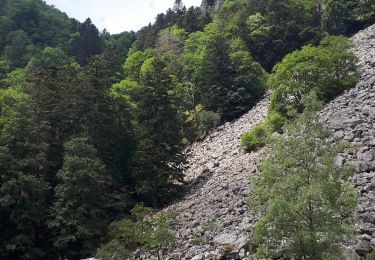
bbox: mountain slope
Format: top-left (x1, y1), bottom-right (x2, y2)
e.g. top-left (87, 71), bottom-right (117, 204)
top-left (139, 24), bottom-right (375, 260)
top-left (320, 24), bottom-right (375, 258)
top-left (149, 97), bottom-right (269, 259)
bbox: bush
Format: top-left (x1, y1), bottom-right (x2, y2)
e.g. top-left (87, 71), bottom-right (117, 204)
top-left (240, 123), bottom-right (269, 151)
top-left (192, 237), bottom-right (203, 245)
top-left (266, 111), bottom-right (286, 133)
top-left (197, 110), bottom-right (221, 138)
top-left (183, 105), bottom-right (221, 142)
top-left (96, 204), bottom-right (175, 259)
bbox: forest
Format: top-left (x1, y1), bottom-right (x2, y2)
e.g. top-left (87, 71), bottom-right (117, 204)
top-left (0, 0), bottom-right (374, 259)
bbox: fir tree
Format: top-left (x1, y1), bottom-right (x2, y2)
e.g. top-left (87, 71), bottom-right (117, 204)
top-left (131, 57), bottom-right (184, 207)
top-left (49, 137), bottom-right (111, 259)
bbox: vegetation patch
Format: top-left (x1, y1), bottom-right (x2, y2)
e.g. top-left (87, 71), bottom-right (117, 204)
top-left (248, 108), bottom-right (357, 259)
top-left (192, 236), bottom-right (204, 246)
top-left (241, 122), bottom-right (270, 151)
top-left (96, 204), bottom-right (175, 260)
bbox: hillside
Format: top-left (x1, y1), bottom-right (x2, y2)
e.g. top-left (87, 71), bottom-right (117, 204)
top-left (1, 0), bottom-right (375, 259)
top-left (320, 24), bottom-right (375, 258)
top-left (138, 23), bottom-right (375, 260)
top-left (158, 97), bottom-right (268, 259)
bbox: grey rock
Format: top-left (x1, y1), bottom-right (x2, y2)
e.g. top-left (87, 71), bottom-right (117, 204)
top-left (213, 233), bottom-right (237, 245)
top-left (191, 253), bottom-right (204, 260)
top-left (354, 240), bottom-right (372, 256)
top-left (343, 247), bottom-right (361, 260)
top-left (360, 223), bottom-right (375, 236)
top-left (185, 247), bottom-right (199, 259)
top-left (363, 212), bottom-right (375, 224)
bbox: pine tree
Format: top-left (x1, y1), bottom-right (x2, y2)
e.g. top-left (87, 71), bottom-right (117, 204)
top-left (83, 55), bottom-right (136, 186)
top-left (49, 137), bottom-right (112, 259)
top-left (0, 86), bottom-right (51, 259)
top-left (69, 18), bottom-right (103, 66)
top-left (131, 57), bottom-right (184, 207)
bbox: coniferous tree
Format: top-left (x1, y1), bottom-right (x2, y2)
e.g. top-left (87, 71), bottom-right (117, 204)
top-left (69, 18), bottom-right (103, 66)
top-left (83, 54), bottom-right (135, 185)
top-left (49, 137), bottom-right (111, 259)
top-left (27, 67), bottom-right (75, 183)
top-left (4, 30), bottom-right (34, 68)
top-left (131, 57), bottom-right (184, 207)
top-left (0, 86), bottom-right (51, 259)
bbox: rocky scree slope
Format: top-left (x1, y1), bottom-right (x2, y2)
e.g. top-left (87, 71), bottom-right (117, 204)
top-left (146, 98), bottom-right (269, 260)
top-left (139, 25), bottom-right (375, 260)
top-left (319, 24), bottom-right (375, 259)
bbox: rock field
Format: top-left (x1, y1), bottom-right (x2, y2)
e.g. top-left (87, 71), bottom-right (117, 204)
top-left (157, 97), bottom-right (269, 260)
top-left (320, 24), bottom-right (375, 259)
top-left (138, 24), bottom-right (375, 260)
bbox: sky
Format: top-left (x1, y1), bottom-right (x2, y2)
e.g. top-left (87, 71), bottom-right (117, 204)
top-left (44, 0), bottom-right (202, 34)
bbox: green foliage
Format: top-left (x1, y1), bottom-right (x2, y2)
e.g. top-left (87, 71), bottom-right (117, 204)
top-left (133, 5), bottom-right (211, 51)
top-left (0, 84), bottom-right (51, 259)
top-left (1, 68), bottom-right (26, 88)
top-left (192, 237), bottom-right (204, 246)
top-left (266, 111), bottom-right (287, 133)
top-left (0, 0), bottom-right (77, 69)
top-left (197, 110), bottom-right (221, 138)
top-left (0, 0), bottom-right (373, 258)
top-left (0, 87), bottom-right (28, 129)
top-left (180, 23), bottom-right (267, 121)
top-left (4, 30), bottom-right (34, 68)
top-left (104, 31), bottom-right (136, 68)
top-left (49, 137), bottom-right (112, 259)
top-left (248, 112), bottom-right (357, 259)
top-left (96, 204), bottom-right (175, 259)
top-left (130, 57), bottom-right (185, 207)
top-left (156, 25), bottom-right (187, 56)
top-left (68, 18), bottom-right (103, 65)
top-left (26, 47), bottom-right (74, 73)
top-left (241, 123), bottom-right (269, 151)
top-left (182, 105), bottom-right (220, 142)
top-left (323, 0), bottom-right (375, 34)
top-left (269, 36), bottom-right (358, 120)
top-left (0, 58), bottom-right (10, 80)
top-left (367, 250), bottom-right (375, 260)
top-left (0, 173), bottom-right (50, 259)
top-left (123, 48), bottom-right (156, 81)
top-left (246, 13), bottom-right (271, 39)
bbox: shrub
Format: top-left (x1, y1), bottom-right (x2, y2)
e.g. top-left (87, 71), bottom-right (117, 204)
top-left (197, 110), bottom-right (221, 138)
top-left (240, 123), bottom-right (269, 151)
top-left (96, 204), bottom-right (175, 259)
top-left (266, 111), bottom-right (286, 133)
top-left (183, 105), bottom-right (221, 142)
